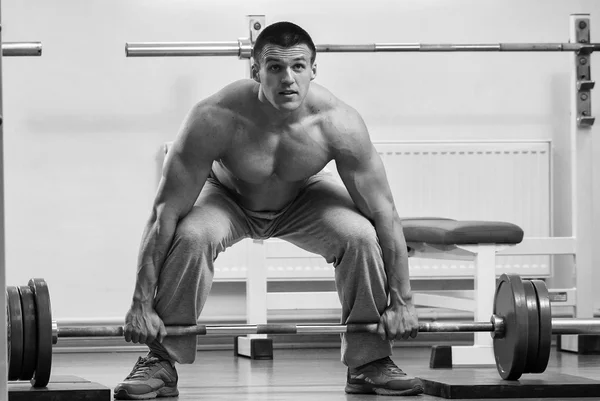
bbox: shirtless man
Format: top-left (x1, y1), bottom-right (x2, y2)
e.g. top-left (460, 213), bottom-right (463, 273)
top-left (113, 21), bottom-right (423, 399)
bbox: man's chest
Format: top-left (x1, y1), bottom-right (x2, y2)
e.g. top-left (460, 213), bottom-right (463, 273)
top-left (221, 125), bottom-right (332, 183)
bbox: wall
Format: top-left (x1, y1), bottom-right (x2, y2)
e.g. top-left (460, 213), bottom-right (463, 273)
top-left (1, 0), bottom-right (598, 321)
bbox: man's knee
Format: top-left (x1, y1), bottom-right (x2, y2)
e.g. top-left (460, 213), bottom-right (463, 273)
top-left (172, 219), bottom-right (218, 255)
top-left (345, 220), bottom-right (380, 253)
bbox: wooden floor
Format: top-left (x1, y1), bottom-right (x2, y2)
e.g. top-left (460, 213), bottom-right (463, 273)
top-left (46, 346), bottom-right (600, 400)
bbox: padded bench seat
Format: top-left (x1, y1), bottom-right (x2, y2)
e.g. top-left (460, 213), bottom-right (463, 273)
top-left (400, 217), bottom-right (524, 246)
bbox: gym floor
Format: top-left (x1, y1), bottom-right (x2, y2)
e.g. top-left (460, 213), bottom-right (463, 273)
top-left (46, 346), bottom-right (600, 400)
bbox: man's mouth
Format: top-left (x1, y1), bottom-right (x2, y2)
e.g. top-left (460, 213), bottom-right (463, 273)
top-left (279, 90), bottom-right (297, 95)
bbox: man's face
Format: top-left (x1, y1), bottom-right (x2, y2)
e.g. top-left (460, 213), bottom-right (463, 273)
top-left (253, 44), bottom-right (316, 112)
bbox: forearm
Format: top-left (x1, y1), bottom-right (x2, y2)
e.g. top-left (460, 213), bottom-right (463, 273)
top-left (373, 214), bottom-right (413, 306)
top-left (132, 209), bottom-right (179, 307)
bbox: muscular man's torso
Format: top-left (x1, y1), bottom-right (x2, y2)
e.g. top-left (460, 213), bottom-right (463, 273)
top-left (209, 80), bottom-right (342, 212)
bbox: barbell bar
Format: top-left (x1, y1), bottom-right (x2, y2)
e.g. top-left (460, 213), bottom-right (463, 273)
top-left (56, 320), bottom-right (496, 338)
top-left (6, 274), bottom-right (600, 388)
top-left (55, 318), bottom-right (600, 337)
top-left (2, 42), bottom-right (42, 57)
top-left (125, 40), bottom-right (600, 58)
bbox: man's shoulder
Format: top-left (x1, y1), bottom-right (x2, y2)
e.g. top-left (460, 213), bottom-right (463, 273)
top-left (309, 84), bottom-right (365, 134)
top-left (193, 79), bottom-right (257, 119)
top-left (310, 83), bottom-right (361, 118)
top-left (178, 80), bottom-right (255, 147)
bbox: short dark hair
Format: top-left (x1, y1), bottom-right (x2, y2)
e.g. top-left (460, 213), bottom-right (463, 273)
top-left (252, 21), bottom-right (316, 65)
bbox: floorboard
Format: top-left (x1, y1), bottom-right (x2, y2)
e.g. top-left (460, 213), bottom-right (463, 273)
top-left (41, 346), bottom-right (600, 400)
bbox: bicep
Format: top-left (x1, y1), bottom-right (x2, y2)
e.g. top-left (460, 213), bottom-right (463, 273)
top-left (155, 150), bottom-right (210, 218)
top-left (330, 107), bottom-right (396, 220)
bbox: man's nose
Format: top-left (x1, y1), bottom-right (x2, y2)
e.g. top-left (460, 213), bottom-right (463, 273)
top-left (281, 67), bottom-right (294, 84)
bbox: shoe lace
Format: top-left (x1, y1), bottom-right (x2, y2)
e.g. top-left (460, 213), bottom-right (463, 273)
top-left (379, 357), bottom-right (405, 375)
top-left (125, 356), bottom-right (161, 380)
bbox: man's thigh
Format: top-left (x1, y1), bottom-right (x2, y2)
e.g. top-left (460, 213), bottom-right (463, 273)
top-left (171, 178), bottom-right (250, 253)
top-left (273, 172), bottom-right (378, 261)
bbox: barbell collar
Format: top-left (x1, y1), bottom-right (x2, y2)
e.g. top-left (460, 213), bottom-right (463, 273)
top-left (238, 38), bottom-right (252, 59)
top-left (490, 314), bottom-right (506, 339)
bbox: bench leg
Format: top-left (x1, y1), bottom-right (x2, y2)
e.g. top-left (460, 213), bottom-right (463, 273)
top-left (235, 240), bottom-right (273, 359)
top-left (234, 335), bottom-right (273, 359)
top-left (431, 245), bottom-right (496, 367)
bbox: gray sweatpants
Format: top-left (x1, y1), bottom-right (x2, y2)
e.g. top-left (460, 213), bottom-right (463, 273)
top-left (150, 170), bottom-right (392, 368)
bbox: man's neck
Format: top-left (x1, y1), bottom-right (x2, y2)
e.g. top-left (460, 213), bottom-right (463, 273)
top-left (256, 87), bottom-right (306, 128)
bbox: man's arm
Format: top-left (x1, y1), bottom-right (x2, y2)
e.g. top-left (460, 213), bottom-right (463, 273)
top-left (126, 103), bottom-right (231, 343)
top-left (330, 107), bottom-right (416, 338)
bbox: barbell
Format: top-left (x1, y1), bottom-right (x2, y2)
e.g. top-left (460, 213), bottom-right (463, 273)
top-left (5, 274), bottom-right (600, 388)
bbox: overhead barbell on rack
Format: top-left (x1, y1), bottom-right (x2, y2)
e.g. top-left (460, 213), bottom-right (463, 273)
top-left (124, 40), bottom-right (600, 57)
top-left (6, 274), bottom-right (600, 388)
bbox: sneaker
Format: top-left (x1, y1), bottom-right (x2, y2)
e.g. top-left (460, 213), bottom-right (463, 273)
top-left (113, 354), bottom-right (179, 400)
top-left (345, 356), bottom-right (424, 396)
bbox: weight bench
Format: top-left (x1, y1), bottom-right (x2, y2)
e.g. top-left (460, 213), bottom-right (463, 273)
top-left (239, 217), bottom-right (524, 365)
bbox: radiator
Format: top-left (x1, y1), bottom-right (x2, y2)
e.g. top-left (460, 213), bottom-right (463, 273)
top-left (207, 140), bottom-right (552, 281)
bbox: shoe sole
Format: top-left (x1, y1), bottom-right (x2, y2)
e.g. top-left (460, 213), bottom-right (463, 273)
top-left (345, 382), bottom-right (424, 396)
top-left (114, 386), bottom-right (179, 400)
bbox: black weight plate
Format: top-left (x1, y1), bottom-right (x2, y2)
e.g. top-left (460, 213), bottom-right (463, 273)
top-left (6, 286), bottom-right (24, 380)
top-left (531, 279), bottom-right (552, 373)
top-left (18, 285), bottom-right (37, 380)
top-left (522, 280), bottom-right (539, 373)
top-left (493, 274), bottom-right (529, 380)
top-left (29, 278), bottom-right (53, 388)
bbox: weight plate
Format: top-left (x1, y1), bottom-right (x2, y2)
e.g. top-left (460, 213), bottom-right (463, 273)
top-left (6, 286), bottom-right (24, 381)
top-left (18, 285), bottom-right (37, 380)
top-left (29, 278), bottom-right (53, 388)
top-left (493, 274), bottom-right (529, 380)
top-left (531, 279), bottom-right (552, 373)
top-left (522, 280), bottom-right (539, 373)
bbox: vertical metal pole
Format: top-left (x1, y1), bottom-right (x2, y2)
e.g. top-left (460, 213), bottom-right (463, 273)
top-left (572, 13), bottom-right (595, 319)
top-left (0, 0), bottom-right (7, 396)
top-left (247, 15), bottom-right (265, 77)
top-left (561, 14), bottom-right (596, 352)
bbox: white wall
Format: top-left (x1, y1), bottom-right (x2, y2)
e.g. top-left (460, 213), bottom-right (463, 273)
top-left (1, 0), bottom-right (598, 321)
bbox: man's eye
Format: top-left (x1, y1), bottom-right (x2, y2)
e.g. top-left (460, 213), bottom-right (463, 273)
top-left (294, 64), bottom-right (305, 70)
top-left (268, 65), bottom-right (280, 71)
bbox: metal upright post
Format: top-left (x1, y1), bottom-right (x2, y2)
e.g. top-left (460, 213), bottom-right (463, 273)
top-left (560, 14), bottom-right (597, 353)
top-left (0, 0), bottom-right (7, 397)
top-left (246, 15), bottom-right (265, 77)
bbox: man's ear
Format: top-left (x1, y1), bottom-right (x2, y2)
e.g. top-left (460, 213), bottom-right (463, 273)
top-left (251, 62), bottom-right (261, 83)
top-left (311, 63), bottom-right (317, 80)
